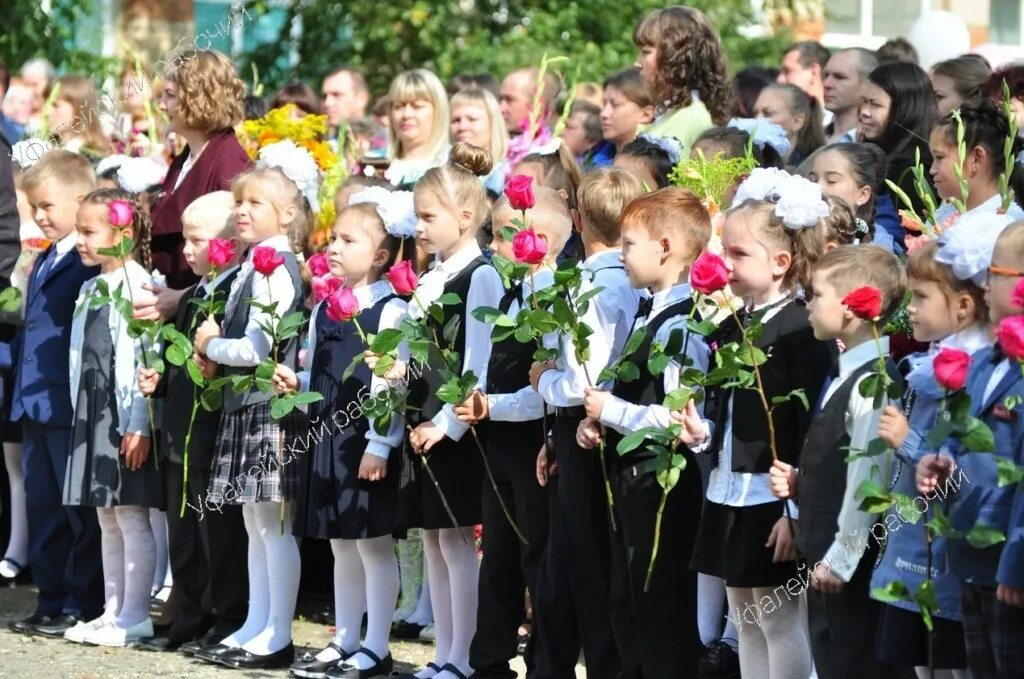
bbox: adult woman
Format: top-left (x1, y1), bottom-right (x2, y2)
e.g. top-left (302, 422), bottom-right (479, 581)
top-left (931, 55), bottom-right (992, 117)
top-left (449, 85), bottom-right (508, 195)
top-left (600, 69), bottom-right (655, 154)
top-left (269, 81), bottom-right (324, 118)
top-left (46, 75), bottom-right (113, 160)
top-left (385, 69), bottom-right (449, 188)
top-left (753, 83), bottom-right (824, 166)
top-left (149, 49), bottom-right (250, 291)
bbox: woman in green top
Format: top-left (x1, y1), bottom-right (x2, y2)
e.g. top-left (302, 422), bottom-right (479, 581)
top-left (632, 6), bottom-right (732, 158)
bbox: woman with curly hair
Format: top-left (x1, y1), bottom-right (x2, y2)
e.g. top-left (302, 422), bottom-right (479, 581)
top-left (633, 6), bottom-right (732, 158)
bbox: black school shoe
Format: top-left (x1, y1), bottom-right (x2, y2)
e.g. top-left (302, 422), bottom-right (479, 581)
top-left (290, 642), bottom-right (350, 678)
top-left (698, 640), bottom-right (740, 678)
top-left (179, 631), bottom-right (219, 657)
top-left (389, 621), bottom-right (424, 640)
top-left (387, 662), bottom-right (442, 679)
top-left (219, 642), bottom-right (295, 670)
top-left (33, 613), bottom-right (83, 638)
top-left (325, 648), bottom-right (393, 678)
top-left (194, 643), bottom-right (239, 664)
top-left (6, 613), bottom-right (51, 635)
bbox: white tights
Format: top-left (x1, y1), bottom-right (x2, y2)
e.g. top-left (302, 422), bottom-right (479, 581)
top-left (95, 505), bottom-right (156, 629)
top-left (727, 586), bottom-right (812, 679)
top-left (415, 527), bottom-right (478, 679)
top-left (2, 444), bottom-right (27, 568)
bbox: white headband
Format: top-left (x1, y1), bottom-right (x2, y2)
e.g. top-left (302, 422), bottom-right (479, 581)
top-left (726, 117), bottom-right (793, 159)
top-left (256, 140), bottom-right (321, 210)
top-left (732, 167), bottom-right (829, 229)
top-left (935, 211), bottom-right (1017, 285)
top-left (349, 186), bottom-right (417, 239)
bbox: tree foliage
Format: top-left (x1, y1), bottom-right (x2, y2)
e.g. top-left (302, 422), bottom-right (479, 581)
top-left (0, 0), bottom-right (118, 78)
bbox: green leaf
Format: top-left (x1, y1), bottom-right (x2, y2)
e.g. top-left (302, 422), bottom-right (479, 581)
top-left (369, 328), bottom-right (404, 354)
top-left (373, 411), bottom-right (393, 436)
top-left (925, 415), bottom-right (955, 450)
top-left (527, 308), bottom-right (559, 334)
top-left (514, 324), bottom-right (535, 344)
top-left (656, 466), bottom-right (681, 492)
top-left (409, 339), bottom-right (430, 365)
top-left (871, 580), bottom-right (910, 604)
top-left (500, 225), bottom-right (519, 243)
top-left (616, 361), bottom-right (640, 383)
top-left (372, 353), bottom-right (397, 378)
top-left (436, 378), bottom-right (467, 405)
top-left (664, 328), bottom-right (684, 356)
top-left (165, 343), bottom-right (188, 367)
top-left (271, 396), bottom-right (295, 420)
top-left (996, 457), bottom-right (1024, 487)
top-left (928, 509), bottom-right (959, 539)
top-left (185, 359), bottom-right (205, 387)
top-left (965, 523), bottom-right (1006, 549)
top-left (276, 311), bottom-right (306, 339)
top-left (663, 386), bottom-right (694, 410)
top-left (771, 388), bottom-right (809, 411)
top-left (438, 293), bottom-right (461, 306)
top-left (855, 479), bottom-right (893, 513)
top-left (914, 580), bottom-right (938, 633)
top-left (292, 391), bottom-right (324, 405)
top-left (428, 304), bottom-right (444, 324)
top-left (617, 429), bottom-right (653, 455)
top-left (575, 286), bottom-right (604, 309)
top-left (687, 318), bottom-right (718, 337)
top-left (736, 343), bottom-right (767, 367)
top-left (200, 386), bottom-right (223, 412)
top-left (958, 417), bottom-right (996, 452)
top-left (621, 328), bottom-right (646, 358)
top-left (341, 353), bottom-right (363, 382)
top-left (533, 347), bottom-right (558, 362)
top-left (147, 354), bottom-right (165, 375)
top-left (442, 315), bottom-right (461, 346)
top-left (471, 307), bottom-right (515, 327)
top-left (552, 296), bottom-right (573, 328)
top-left (858, 373), bottom-right (883, 400)
top-left (255, 358), bottom-right (277, 382)
top-left (647, 351), bottom-right (670, 377)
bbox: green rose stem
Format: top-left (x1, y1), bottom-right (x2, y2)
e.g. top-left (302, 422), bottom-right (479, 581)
top-left (526, 266), bottom-right (550, 483)
top-left (406, 425), bottom-right (464, 542)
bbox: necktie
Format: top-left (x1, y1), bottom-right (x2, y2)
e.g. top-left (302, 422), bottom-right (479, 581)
top-left (814, 364), bottom-right (840, 414)
top-left (31, 247), bottom-right (58, 297)
top-left (990, 344), bottom-right (1006, 364)
top-left (634, 296), bottom-right (654, 320)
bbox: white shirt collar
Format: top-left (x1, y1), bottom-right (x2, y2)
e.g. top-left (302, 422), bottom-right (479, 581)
top-left (55, 231), bottom-right (78, 256)
top-left (247, 234), bottom-right (291, 256)
top-left (582, 249), bottom-right (622, 272)
top-left (935, 325), bottom-right (991, 356)
top-left (434, 241), bottom-right (482, 276)
top-left (839, 335), bottom-right (889, 379)
top-left (200, 264), bottom-right (239, 296)
top-left (650, 283), bottom-right (693, 315)
top-left (749, 290), bottom-right (791, 312)
top-left (353, 279), bottom-right (394, 310)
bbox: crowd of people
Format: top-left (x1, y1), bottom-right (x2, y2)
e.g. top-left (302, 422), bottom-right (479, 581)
top-left (0, 4), bottom-right (1022, 679)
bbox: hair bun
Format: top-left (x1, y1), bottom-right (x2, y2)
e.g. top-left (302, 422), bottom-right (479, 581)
top-left (449, 142), bottom-right (493, 177)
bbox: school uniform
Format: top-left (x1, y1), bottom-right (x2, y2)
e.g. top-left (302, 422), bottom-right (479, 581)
top-left (401, 241), bottom-right (502, 529)
top-left (154, 267), bottom-right (249, 646)
top-left (529, 249), bottom-right (639, 679)
top-left (470, 270), bottom-right (553, 678)
top-left (942, 344), bottom-right (1024, 678)
top-left (598, 284), bottom-right (709, 678)
top-left (205, 236), bottom-right (305, 504)
top-left (691, 297), bottom-right (833, 587)
top-left (293, 280), bottom-right (406, 540)
top-left (796, 337), bottom-right (900, 679)
top-left (9, 233), bottom-right (103, 621)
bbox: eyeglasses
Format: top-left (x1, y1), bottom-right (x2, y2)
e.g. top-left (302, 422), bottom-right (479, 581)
top-left (986, 264), bottom-right (1024, 283)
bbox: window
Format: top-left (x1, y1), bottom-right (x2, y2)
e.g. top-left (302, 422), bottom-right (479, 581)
top-left (193, 0), bottom-right (295, 66)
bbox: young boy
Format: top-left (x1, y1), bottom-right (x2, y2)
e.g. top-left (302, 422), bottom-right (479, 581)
top-left (135, 191), bottom-right (247, 654)
top-left (526, 168), bottom-right (643, 679)
top-left (770, 244), bottom-right (906, 678)
top-left (918, 222), bottom-right (1024, 679)
top-left (454, 188), bottom-right (572, 678)
top-left (577, 188), bottom-right (712, 677)
top-left (5, 150), bottom-right (103, 637)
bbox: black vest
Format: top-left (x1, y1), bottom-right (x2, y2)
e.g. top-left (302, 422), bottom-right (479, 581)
top-left (795, 358), bottom-right (899, 563)
top-left (485, 283), bottom-right (544, 441)
top-left (221, 253), bottom-right (304, 413)
top-left (408, 257), bottom-right (487, 424)
top-left (160, 269), bottom-right (240, 467)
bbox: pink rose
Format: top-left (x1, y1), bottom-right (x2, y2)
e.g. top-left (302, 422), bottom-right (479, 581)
top-left (842, 287), bottom-right (883, 321)
top-left (996, 315), bottom-right (1024, 362)
top-left (326, 286), bottom-right (360, 323)
top-left (512, 228), bottom-right (548, 264)
top-left (312, 275), bottom-right (343, 304)
top-left (251, 246), bottom-right (285, 276)
top-left (307, 252), bottom-right (330, 278)
top-left (690, 251), bottom-right (729, 295)
top-left (108, 200), bottom-right (134, 227)
top-left (932, 347), bottom-right (971, 392)
top-left (504, 175), bottom-right (536, 211)
top-left (386, 260), bottom-right (419, 296)
top-left (207, 238), bottom-right (236, 270)
top-left (1013, 279), bottom-right (1024, 309)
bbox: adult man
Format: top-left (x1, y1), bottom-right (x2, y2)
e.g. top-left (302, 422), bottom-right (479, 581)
top-left (499, 68), bottom-right (560, 135)
top-left (778, 41), bottom-right (831, 109)
top-left (823, 48), bottom-right (878, 144)
top-left (321, 67), bottom-right (369, 132)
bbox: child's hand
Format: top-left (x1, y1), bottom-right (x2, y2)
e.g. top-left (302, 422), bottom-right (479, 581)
top-left (409, 422), bottom-right (445, 455)
top-left (137, 367), bottom-right (159, 396)
top-left (120, 433), bottom-right (151, 471)
top-left (998, 583), bottom-right (1024, 608)
top-left (454, 390), bottom-right (488, 424)
top-left (916, 453), bottom-right (956, 495)
top-left (193, 317), bottom-right (221, 354)
top-left (192, 352), bottom-right (218, 379)
top-left (529, 360), bottom-right (555, 391)
top-left (576, 417), bottom-right (603, 450)
top-left (811, 562), bottom-right (845, 594)
top-left (670, 401), bottom-right (709, 446)
top-left (358, 454), bottom-right (388, 482)
top-left (364, 351), bottom-right (408, 381)
top-left (536, 444), bottom-right (557, 486)
top-left (766, 516), bottom-right (797, 563)
top-left (769, 459), bottom-right (798, 500)
top-left (583, 387), bottom-right (610, 421)
top-left (877, 406), bottom-right (909, 449)
top-left (272, 364), bottom-right (298, 395)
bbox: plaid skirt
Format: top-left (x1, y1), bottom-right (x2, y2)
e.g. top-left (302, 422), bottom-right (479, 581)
top-left (207, 400), bottom-right (305, 504)
top-left (961, 583), bottom-right (1024, 678)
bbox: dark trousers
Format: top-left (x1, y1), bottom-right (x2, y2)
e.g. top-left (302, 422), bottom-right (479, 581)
top-left (22, 418), bottom-right (102, 618)
top-left (166, 459), bottom-right (249, 640)
top-left (470, 431), bottom-right (549, 678)
top-left (529, 414), bottom-right (620, 679)
top-left (962, 583), bottom-right (1024, 679)
top-left (609, 454), bottom-right (702, 679)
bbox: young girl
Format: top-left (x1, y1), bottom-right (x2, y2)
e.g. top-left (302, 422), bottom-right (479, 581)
top-left (870, 228), bottom-right (997, 679)
top-left (930, 100), bottom-right (1024, 226)
top-left (276, 188), bottom-right (416, 678)
top-left (62, 188), bottom-right (161, 646)
top-left (613, 133), bottom-right (680, 190)
top-left (686, 169), bottom-right (835, 679)
top-left (191, 147), bottom-right (316, 670)
top-left (930, 55), bottom-right (992, 117)
top-left (400, 143), bottom-right (503, 679)
top-left (46, 75), bottom-right (114, 160)
top-left (632, 6), bottom-right (730, 155)
top-left (753, 83), bottom-right (825, 166)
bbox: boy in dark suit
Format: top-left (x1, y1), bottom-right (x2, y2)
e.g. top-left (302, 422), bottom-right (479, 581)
top-left (5, 150), bottom-right (102, 637)
top-left (135, 191), bottom-right (247, 654)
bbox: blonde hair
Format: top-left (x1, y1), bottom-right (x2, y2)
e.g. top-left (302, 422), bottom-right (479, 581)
top-left (415, 142), bottom-right (492, 223)
top-left (20, 149), bottom-right (96, 195)
top-left (494, 186), bottom-right (573, 254)
top-left (82, 188), bottom-right (153, 270)
top-left (164, 50), bottom-right (245, 132)
top-left (727, 200), bottom-right (825, 292)
top-left (388, 69), bottom-right (450, 162)
top-left (906, 241), bottom-right (987, 324)
top-left (449, 86), bottom-right (508, 165)
top-left (577, 168), bottom-right (644, 246)
top-left (50, 75), bottom-right (113, 154)
top-left (817, 244), bottom-right (907, 322)
top-left (181, 191), bottom-right (236, 238)
top-left (232, 167), bottom-right (311, 254)
top-left (518, 142), bottom-right (583, 210)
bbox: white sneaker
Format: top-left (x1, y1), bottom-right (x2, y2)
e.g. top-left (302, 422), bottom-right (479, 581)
top-left (64, 616), bottom-right (108, 644)
top-left (83, 618), bottom-right (154, 647)
top-left (419, 623), bottom-right (436, 641)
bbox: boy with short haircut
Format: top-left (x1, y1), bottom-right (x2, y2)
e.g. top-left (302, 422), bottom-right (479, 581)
top-left (770, 244), bottom-right (906, 678)
top-left (526, 168), bottom-right (643, 679)
top-left (455, 187), bottom-right (572, 678)
top-left (135, 191), bottom-right (248, 653)
top-left (6, 150), bottom-right (103, 638)
top-left (918, 222), bottom-right (1024, 678)
top-left (578, 187), bottom-right (712, 677)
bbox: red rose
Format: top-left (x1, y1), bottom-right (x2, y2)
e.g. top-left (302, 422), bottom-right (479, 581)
top-left (1013, 279), bottom-right (1024, 309)
top-left (386, 260), bottom-right (419, 296)
top-left (996, 315), bottom-right (1024, 362)
top-left (251, 246), bottom-right (285, 276)
top-left (842, 286), bottom-right (883, 321)
top-left (932, 347), bottom-right (971, 392)
top-left (307, 252), bottom-right (330, 278)
top-left (690, 251), bottom-right (729, 295)
top-left (108, 200), bottom-right (134, 227)
top-left (326, 286), bottom-right (360, 323)
top-left (512, 228), bottom-right (548, 264)
top-left (207, 238), bottom-right (236, 270)
top-left (504, 175), bottom-right (536, 211)
top-left (311, 275), bottom-right (343, 304)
